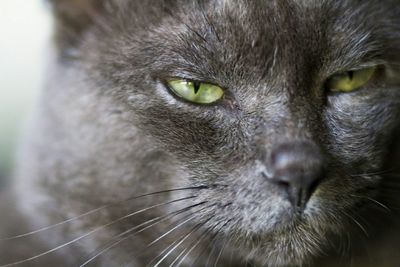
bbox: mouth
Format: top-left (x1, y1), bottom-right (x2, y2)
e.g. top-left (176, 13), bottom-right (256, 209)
top-left (204, 192), bottom-right (342, 266)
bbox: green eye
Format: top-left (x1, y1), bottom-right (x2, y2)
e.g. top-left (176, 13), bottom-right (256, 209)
top-left (167, 79), bottom-right (224, 104)
top-left (325, 66), bottom-right (377, 93)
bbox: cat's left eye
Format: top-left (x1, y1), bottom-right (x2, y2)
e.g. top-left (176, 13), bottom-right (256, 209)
top-left (325, 66), bottom-right (377, 93)
top-left (167, 79), bottom-right (224, 104)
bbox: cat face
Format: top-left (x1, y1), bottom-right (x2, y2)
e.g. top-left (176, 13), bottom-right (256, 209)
top-left (50, 0), bottom-right (400, 265)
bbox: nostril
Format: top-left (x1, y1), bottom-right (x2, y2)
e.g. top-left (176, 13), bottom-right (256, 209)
top-left (276, 180), bottom-right (290, 189)
top-left (308, 175), bottom-right (323, 197)
top-left (261, 170), bottom-right (270, 180)
top-left (265, 141), bottom-right (325, 210)
top-left (262, 174), bottom-right (290, 192)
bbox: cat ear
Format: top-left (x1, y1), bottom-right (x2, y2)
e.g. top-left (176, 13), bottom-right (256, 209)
top-left (49, 0), bottom-right (109, 49)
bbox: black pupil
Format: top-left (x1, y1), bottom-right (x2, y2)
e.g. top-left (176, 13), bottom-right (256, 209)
top-left (193, 81), bottom-right (201, 94)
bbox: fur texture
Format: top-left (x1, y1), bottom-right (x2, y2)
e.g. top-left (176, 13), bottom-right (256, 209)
top-left (1, 0), bottom-right (400, 266)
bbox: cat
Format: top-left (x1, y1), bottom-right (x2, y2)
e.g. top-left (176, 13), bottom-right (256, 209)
top-left (1, 0), bottom-right (400, 266)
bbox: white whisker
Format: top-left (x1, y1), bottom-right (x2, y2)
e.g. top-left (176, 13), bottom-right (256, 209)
top-left (0, 196), bottom-right (195, 267)
top-left (80, 201), bottom-right (207, 267)
top-left (0, 186), bottom-right (206, 241)
top-left (151, 217), bottom-right (212, 267)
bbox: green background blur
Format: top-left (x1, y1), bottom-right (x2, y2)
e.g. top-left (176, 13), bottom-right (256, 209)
top-left (0, 0), bottom-right (51, 186)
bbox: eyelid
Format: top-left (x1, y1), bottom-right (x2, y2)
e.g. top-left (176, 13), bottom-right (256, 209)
top-left (165, 76), bottom-right (223, 88)
top-left (341, 61), bottom-right (384, 73)
top-left (325, 65), bottom-right (378, 93)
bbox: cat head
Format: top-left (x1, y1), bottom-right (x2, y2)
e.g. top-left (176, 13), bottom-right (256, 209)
top-left (48, 0), bottom-right (400, 265)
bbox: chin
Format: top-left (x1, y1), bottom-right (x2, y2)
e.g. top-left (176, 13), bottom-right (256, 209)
top-left (234, 199), bottom-right (341, 267)
top-left (245, 229), bottom-right (325, 267)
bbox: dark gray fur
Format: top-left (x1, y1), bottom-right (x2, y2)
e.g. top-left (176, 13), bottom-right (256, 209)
top-left (1, 0), bottom-right (400, 266)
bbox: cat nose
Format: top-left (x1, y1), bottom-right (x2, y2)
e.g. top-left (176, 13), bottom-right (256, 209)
top-left (264, 141), bottom-right (325, 210)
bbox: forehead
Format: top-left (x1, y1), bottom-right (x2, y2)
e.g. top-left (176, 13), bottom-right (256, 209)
top-left (142, 1), bottom-right (384, 78)
top-left (198, 0), bottom-right (384, 58)
top-left (111, 0), bottom-right (397, 88)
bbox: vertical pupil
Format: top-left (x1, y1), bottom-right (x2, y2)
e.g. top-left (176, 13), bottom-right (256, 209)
top-left (348, 71), bottom-right (354, 80)
top-left (193, 81), bottom-right (201, 94)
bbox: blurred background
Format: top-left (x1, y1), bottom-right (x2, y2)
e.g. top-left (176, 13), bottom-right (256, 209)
top-left (0, 0), bottom-right (51, 187)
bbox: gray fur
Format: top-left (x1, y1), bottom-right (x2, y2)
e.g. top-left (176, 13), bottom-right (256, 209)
top-left (1, 0), bottom-right (400, 266)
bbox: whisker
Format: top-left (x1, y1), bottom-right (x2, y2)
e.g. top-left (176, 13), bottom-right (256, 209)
top-left (141, 204), bottom-right (215, 267)
top-left (0, 186), bottom-right (207, 241)
top-left (175, 218), bottom-right (231, 267)
top-left (1, 206), bottom-right (107, 242)
top-left (173, 227), bottom-right (218, 267)
top-left (173, 228), bottom-right (211, 267)
top-left (350, 167), bottom-right (400, 177)
top-left (342, 211), bottom-right (369, 238)
top-left (80, 201), bottom-right (207, 267)
top-left (146, 234), bottom-right (190, 267)
top-left (350, 194), bottom-right (392, 213)
top-left (205, 239), bottom-right (218, 267)
top-left (213, 236), bottom-right (228, 267)
top-left (147, 209), bottom-right (204, 248)
top-left (151, 228), bottom-right (201, 267)
top-left (206, 229), bottom-right (227, 266)
top-left (151, 217), bottom-right (212, 267)
top-left (0, 196), bottom-right (195, 267)
top-left (205, 219), bottom-right (232, 267)
top-left (85, 216), bottom-right (165, 267)
top-left (169, 247), bottom-right (188, 267)
top-left (145, 215), bottom-right (206, 267)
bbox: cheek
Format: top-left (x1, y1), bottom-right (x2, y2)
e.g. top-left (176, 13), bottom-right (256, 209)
top-left (195, 164), bottom-right (295, 234)
top-left (324, 94), bottom-right (399, 167)
top-left (131, 110), bottom-right (250, 167)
